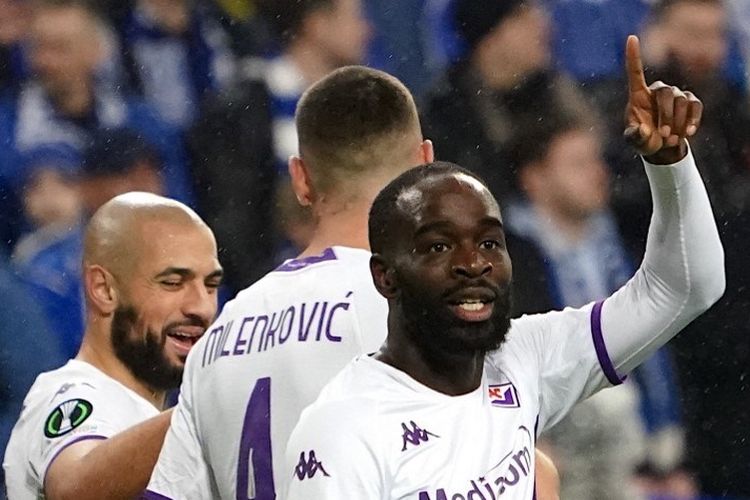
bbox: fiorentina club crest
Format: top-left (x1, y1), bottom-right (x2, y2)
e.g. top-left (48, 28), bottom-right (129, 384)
top-left (488, 383), bottom-right (519, 408)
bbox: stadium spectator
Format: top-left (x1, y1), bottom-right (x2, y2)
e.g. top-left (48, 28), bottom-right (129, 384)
top-left (0, 0), bottom-right (194, 232)
top-left (506, 111), bottom-right (689, 499)
top-left (3, 192), bottom-right (223, 500)
top-left (420, 0), bottom-right (593, 202)
top-left (0, 257), bottom-right (67, 500)
top-left (13, 129), bottom-right (166, 359)
top-left (11, 145), bottom-right (84, 358)
top-left (283, 38), bottom-right (725, 495)
top-left (115, 0), bottom-right (236, 129)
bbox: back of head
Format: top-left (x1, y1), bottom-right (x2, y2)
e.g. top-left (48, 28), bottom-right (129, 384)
top-left (296, 65), bottom-right (422, 196)
top-left (368, 161), bottom-right (487, 255)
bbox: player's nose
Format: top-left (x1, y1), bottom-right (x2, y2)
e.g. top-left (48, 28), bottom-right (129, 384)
top-left (182, 282), bottom-right (217, 323)
top-left (451, 244), bottom-right (493, 279)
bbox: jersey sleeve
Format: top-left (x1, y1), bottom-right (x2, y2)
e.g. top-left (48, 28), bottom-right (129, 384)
top-left (282, 400), bottom-right (385, 499)
top-left (37, 379), bottom-right (131, 483)
top-left (496, 149), bottom-right (724, 433)
top-left (145, 359), bottom-right (213, 499)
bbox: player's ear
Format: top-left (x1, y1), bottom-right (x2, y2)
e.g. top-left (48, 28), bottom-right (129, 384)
top-left (420, 139), bottom-right (435, 164)
top-left (370, 254), bottom-right (398, 299)
top-left (289, 155), bottom-right (314, 206)
top-left (84, 264), bottom-right (118, 315)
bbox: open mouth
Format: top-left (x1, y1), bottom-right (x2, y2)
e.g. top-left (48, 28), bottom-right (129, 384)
top-left (166, 329), bottom-right (204, 356)
top-left (446, 289), bottom-right (496, 322)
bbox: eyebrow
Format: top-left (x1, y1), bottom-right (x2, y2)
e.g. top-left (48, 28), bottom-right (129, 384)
top-left (155, 267), bottom-right (224, 280)
top-left (414, 217), bottom-right (503, 237)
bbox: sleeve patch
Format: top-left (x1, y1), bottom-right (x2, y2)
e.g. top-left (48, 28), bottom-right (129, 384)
top-left (44, 398), bottom-right (94, 438)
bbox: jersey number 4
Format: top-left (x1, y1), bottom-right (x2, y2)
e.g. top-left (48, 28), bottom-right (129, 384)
top-left (237, 377), bottom-right (276, 500)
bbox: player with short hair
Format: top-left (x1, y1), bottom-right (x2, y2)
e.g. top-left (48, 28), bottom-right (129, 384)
top-left (3, 192), bottom-right (223, 500)
top-left (281, 36), bottom-right (725, 499)
top-left (143, 65), bottom-right (433, 500)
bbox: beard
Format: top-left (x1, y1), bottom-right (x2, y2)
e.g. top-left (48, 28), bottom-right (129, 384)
top-left (111, 305), bottom-right (184, 392)
top-left (398, 278), bottom-right (512, 370)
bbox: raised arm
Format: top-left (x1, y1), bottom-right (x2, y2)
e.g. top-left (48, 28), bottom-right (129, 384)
top-left (600, 36), bottom-right (725, 377)
top-left (44, 409), bottom-right (173, 500)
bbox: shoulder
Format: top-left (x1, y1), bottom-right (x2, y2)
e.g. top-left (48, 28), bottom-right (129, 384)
top-left (296, 358), bottom-right (382, 430)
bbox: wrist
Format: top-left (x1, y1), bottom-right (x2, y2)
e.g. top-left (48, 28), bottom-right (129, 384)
top-left (643, 140), bottom-right (688, 165)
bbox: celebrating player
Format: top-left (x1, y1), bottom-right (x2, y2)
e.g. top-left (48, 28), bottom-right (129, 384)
top-left (282, 36), bottom-right (724, 499)
top-left (3, 193), bottom-right (222, 500)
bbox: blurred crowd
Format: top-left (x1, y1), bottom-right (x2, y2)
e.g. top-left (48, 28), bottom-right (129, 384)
top-left (0, 0), bottom-right (749, 499)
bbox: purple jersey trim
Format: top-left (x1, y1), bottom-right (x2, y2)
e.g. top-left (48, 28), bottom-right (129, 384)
top-left (43, 434), bottom-right (107, 486)
top-left (590, 300), bottom-right (625, 385)
top-left (140, 490), bottom-right (174, 500)
top-left (275, 247), bottom-right (337, 272)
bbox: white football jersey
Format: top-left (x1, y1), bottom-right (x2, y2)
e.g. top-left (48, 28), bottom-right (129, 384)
top-left (3, 359), bottom-right (159, 500)
top-left (283, 307), bottom-right (611, 500)
top-left (145, 246), bottom-right (388, 499)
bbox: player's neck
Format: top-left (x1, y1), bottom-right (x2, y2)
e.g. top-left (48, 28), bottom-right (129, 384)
top-left (376, 325), bottom-right (484, 396)
top-left (77, 329), bottom-right (167, 409)
top-left (299, 201), bottom-right (371, 256)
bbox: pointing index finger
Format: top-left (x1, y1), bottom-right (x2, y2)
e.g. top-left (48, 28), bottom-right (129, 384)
top-left (626, 35), bottom-right (648, 93)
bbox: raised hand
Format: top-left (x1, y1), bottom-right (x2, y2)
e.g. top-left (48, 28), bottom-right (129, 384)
top-left (624, 35), bottom-right (702, 164)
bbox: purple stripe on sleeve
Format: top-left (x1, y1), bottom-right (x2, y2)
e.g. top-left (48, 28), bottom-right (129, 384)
top-left (590, 300), bottom-right (625, 386)
top-left (43, 434), bottom-right (107, 486)
top-left (140, 490), bottom-right (174, 500)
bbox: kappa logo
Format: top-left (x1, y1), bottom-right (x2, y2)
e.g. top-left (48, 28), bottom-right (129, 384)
top-left (488, 383), bottom-right (519, 408)
top-left (44, 398), bottom-right (93, 438)
top-left (294, 450), bottom-right (330, 481)
top-left (401, 421), bottom-right (439, 451)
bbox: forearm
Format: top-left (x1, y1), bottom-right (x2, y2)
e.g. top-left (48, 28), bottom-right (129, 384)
top-left (601, 147), bottom-right (725, 375)
top-left (46, 410), bottom-right (173, 500)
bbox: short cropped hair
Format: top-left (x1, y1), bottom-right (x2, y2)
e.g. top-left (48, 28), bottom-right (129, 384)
top-left (368, 161), bottom-right (488, 255)
top-left (296, 65), bottom-right (421, 194)
top-left (256, 0), bottom-right (335, 46)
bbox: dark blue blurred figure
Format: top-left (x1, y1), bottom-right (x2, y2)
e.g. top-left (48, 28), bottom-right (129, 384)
top-left (364, 0), bottom-right (439, 99)
top-left (115, 0), bottom-right (236, 130)
top-left (11, 145), bottom-right (84, 359)
top-left (0, 257), bottom-right (66, 499)
top-left (0, 0), bottom-right (31, 95)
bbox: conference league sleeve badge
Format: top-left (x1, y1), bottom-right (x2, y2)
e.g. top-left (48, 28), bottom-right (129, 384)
top-left (43, 398), bottom-right (94, 438)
